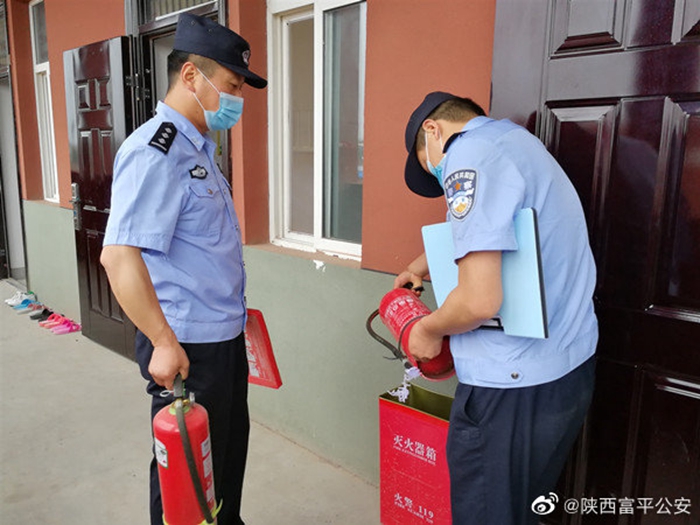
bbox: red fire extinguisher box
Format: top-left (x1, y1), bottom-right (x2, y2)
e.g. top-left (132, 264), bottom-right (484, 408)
top-left (379, 384), bottom-right (454, 525)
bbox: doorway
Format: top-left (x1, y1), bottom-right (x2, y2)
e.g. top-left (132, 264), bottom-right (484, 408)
top-left (67, 1), bottom-right (228, 358)
top-left (0, 2), bottom-right (26, 283)
top-left (148, 32), bottom-right (230, 179)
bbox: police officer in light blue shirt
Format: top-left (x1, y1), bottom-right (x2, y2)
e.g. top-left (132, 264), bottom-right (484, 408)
top-left (101, 13), bottom-right (266, 525)
top-left (395, 92), bottom-right (597, 525)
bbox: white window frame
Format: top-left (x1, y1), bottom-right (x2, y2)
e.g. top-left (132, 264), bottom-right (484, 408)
top-left (268, 0), bottom-right (365, 260)
top-left (29, 0), bottom-right (58, 202)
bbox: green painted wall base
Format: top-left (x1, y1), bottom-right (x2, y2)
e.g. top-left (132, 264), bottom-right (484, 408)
top-left (23, 201), bottom-right (81, 321)
top-left (16, 207), bottom-right (459, 486)
top-left (243, 246), bottom-right (457, 485)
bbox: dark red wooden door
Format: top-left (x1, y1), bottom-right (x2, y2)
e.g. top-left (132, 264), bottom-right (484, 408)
top-left (492, 1), bottom-right (700, 524)
top-left (64, 37), bottom-right (135, 359)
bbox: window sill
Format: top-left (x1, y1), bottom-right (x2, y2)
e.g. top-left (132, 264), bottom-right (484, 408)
top-left (245, 242), bottom-right (362, 271)
top-left (25, 198), bottom-right (63, 209)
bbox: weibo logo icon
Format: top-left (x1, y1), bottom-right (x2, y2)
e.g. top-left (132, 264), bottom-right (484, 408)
top-left (531, 493), bottom-right (559, 515)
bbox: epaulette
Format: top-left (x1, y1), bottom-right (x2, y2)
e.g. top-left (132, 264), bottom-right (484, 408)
top-left (148, 122), bottom-right (177, 154)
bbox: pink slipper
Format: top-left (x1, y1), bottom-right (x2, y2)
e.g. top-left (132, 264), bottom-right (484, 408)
top-left (39, 313), bottom-right (66, 328)
top-left (52, 321), bottom-right (81, 335)
top-left (49, 319), bottom-right (72, 332)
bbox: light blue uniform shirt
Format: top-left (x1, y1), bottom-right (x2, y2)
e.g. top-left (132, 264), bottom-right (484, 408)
top-left (441, 117), bottom-right (598, 388)
top-left (104, 101), bottom-right (246, 343)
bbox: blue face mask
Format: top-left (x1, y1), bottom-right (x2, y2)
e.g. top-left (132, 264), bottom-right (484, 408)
top-left (193, 69), bottom-right (244, 131)
top-left (425, 131), bottom-right (446, 182)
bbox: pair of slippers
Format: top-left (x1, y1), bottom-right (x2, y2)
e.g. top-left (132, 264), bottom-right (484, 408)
top-left (38, 313), bottom-right (81, 335)
top-left (30, 308), bottom-right (54, 322)
top-left (13, 300), bottom-right (44, 315)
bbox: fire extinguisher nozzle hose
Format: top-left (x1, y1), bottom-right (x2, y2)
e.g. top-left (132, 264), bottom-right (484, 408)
top-left (174, 375), bottom-right (216, 524)
top-left (366, 309), bottom-right (406, 362)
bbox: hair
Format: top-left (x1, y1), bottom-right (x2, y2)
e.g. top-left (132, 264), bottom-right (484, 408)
top-left (415, 96), bottom-right (487, 150)
top-left (166, 51), bottom-right (219, 92)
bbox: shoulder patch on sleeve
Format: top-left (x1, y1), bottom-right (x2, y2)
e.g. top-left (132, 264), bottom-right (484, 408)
top-left (148, 122), bottom-right (177, 154)
top-left (444, 169), bottom-right (477, 220)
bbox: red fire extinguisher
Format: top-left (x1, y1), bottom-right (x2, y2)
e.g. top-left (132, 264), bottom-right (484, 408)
top-left (367, 285), bottom-right (455, 380)
top-left (152, 375), bottom-right (220, 525)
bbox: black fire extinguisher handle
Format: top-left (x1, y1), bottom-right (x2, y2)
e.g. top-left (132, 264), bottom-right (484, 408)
top-left (173, 373), bottom-right (185, 399)
top-left (402, 282), bottom-right (425, 294)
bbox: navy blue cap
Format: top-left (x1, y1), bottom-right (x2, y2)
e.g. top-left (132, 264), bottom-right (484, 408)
top-left (404, 91), bottom-right (456, 197)
top-left (174, 13), bottom-right (267, 89)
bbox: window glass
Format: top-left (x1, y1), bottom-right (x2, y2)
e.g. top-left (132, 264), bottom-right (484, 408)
top-left (289, 17), bottom-right (314, 235)
top-left (323, 2), bottom-right (366, 244)
top-left (35, 71), bottom-right (57, 201)
top-left (30, 1), bottom-right (48, 65)
top-left (0, 2), bottom-right (9, 73)
top-left (142, 0), bottom-right (216, 23)
top-left (29, 0), bottom-right (58, 201)
top-left (270, 1), bottom-right (366, 257)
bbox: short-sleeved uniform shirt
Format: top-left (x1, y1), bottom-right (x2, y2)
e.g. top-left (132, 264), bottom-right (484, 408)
top-left (104, 101), bottom-right (246, 343)
top-left (441, 117), bottom-right (598, 388)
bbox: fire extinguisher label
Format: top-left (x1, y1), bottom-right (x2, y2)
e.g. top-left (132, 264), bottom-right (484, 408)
top-left (201, 436), bottom-right (211, 458)
top-left (202, 435), bottom-right (213, 479)
top-left (155, 437), bottom-right (168, 468)
top-left (203, 452), bottom-right (213, 478)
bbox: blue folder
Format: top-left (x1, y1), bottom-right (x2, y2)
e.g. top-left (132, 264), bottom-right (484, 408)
top-left (421, 208), bottom-right (548, 338)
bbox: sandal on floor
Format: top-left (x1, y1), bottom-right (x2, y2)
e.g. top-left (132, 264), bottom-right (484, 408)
top-left (17, 302), bottom-right (43, 315)
top-left (30, 308), bottom-right (53, 321)
top-left (39, 313), bottom-right (67, 328)
top-left (52, 321), bottom-right (81, 335)
top-left (13, 299), bottom-right (35, 311)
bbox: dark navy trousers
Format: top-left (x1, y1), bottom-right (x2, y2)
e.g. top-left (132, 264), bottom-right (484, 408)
top-left (446, 356), bottom-right (595, 525)
top-left (136, 331), bottom-right (250, 525)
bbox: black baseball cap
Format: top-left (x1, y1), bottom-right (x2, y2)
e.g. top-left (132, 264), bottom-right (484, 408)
top-left (404, 91), bottom-right (456, 197)
top-left (174, 13), bottom-right (267, 89)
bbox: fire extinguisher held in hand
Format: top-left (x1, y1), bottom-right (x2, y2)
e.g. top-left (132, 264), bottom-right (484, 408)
top-left (152, 374), bottom-right (221, 525)
top-left (366, 285), bottom-right (455, 380)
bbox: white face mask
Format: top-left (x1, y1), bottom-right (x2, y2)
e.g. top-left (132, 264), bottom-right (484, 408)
top-left (192, 68), bottom-right (244, 130)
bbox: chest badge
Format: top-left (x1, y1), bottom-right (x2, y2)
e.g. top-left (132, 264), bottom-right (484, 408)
top-left (444, 169), bottom-right (477, 221)
top-left (189, 165), bottom-right (208, 179)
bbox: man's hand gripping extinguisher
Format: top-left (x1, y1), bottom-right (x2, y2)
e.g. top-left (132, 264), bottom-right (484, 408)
top-left (366, 284), bottom-right (455, 380)
top-left (152, 375), bottom-right (221, 525)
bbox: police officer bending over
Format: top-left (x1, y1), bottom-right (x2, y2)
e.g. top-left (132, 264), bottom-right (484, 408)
top-left (396, 92), bottom-right (598, 525)
top-left (101, 13), bottom-right (266, 525)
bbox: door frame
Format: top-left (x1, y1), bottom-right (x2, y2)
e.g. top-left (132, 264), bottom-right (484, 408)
top-left (66, 2), bottom-right (232, 357)
top-left (125, 0), bottom-right (231, 177)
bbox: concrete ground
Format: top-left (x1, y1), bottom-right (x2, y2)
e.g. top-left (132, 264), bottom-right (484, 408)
top-left (0, 279), bottom-right (380, 524)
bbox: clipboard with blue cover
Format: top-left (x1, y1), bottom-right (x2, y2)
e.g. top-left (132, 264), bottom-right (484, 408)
top-left (421, 207), bottom-right (548, 339)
